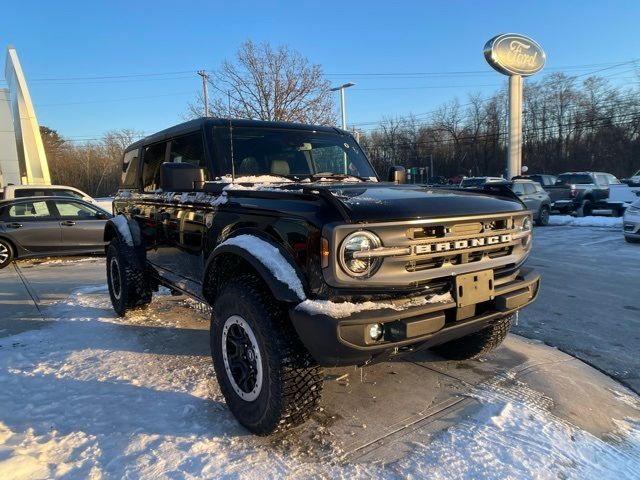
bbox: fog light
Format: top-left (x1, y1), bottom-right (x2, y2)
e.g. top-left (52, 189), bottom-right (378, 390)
top-left (368, 323), bottom-right (384, 341)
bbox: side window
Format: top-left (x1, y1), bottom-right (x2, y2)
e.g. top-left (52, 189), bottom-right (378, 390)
top-left (8, 201), bottom-right (52, 220)
top-left (169, 133), bottom-right (205, 168)
top-left (595, 174), bottom-right (608, 186)
top-left (142, 142), bottom-right (169, 192)
top-left (54, 200), bottom-right (100, 219)
top-left (548, 175), bottom-right (557, 186)
top-left (523, 183), bottom-right (537, 195)
top-left (53, 189), bottom-right (85, 199)
top-left (122, 149), bottom-right (140, 189)
top-left (14, 189), bottom-right (50, 198)
top-left (511, 183), bottom-right (525, 195)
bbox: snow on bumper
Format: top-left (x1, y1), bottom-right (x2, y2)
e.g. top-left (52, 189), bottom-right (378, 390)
top-left (290, 268), bottom-right (540, 367)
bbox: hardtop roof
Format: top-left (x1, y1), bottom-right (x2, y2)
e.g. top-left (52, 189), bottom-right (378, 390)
top-left (125, 117), bottom-right (345, 152)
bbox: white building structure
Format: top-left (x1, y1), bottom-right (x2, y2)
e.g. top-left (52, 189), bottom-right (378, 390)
top-left (0, 45), bottom-right (50, 187)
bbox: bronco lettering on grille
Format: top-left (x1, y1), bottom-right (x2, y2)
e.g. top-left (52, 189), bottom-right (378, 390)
top-left (413, 234), bottom-right (512, 255)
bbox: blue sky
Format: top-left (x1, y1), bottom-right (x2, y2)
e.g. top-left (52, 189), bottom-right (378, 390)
top-left (1, 0), bottom-right (639, 141)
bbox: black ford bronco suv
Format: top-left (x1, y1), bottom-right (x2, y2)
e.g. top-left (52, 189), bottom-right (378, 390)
top-left (104, 118), bottom-right (540, 435)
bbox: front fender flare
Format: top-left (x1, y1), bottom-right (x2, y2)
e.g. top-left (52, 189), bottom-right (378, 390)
top-left (203, 234), bottom-right (308, 304)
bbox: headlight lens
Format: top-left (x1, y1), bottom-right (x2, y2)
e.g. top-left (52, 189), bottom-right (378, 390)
top-left (521, 216), bottom-right (532, 232)
top-left (339, 231), bottom-right (382, 277)
top-left (627, 205), bottom-right (640, 214)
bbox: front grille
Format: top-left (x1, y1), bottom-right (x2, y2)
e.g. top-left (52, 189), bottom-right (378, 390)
top-left (404, 218), bottom-right (518, 272)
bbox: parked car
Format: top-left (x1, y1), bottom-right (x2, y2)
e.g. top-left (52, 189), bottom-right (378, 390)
top-left (0, 196), bottom-right (112, 269)
top-left (514, 174), bottom-right (576, 214)
top-left (459, 176), bottom-right (504, 188)
top-left (0, 184), bottom-right (113, 213)
top-left (624, 168), bottom-right (640, 187)
top-left (510, 179), bottom-right (552, 226)
top-left (104, 117), bottom-right (539, 435)
top-left (623, 198), bottom-right (640, 243)
top-left (557, 172), bottom-right (621, 216)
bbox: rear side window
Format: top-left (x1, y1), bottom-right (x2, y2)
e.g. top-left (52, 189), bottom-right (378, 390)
top-left (8, 200), bottom-right (52, 220)
top-left (142, 142), bottom-right (169, 192)
top-left (122, 149), bottom-right (140, 189)
top-left (169, 133), bottom-right (205, 168)
top-left (559, 174), bottom-right (593, 185)
top-left (14, 189), bottom-right (50, 198)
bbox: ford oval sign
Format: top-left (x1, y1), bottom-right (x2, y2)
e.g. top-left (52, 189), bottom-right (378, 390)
top-left (484, 33), bottom-right (546, 76)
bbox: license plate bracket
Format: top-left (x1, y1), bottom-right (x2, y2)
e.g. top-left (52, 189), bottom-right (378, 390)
top-left (455, 270), bottom-right (495, 308)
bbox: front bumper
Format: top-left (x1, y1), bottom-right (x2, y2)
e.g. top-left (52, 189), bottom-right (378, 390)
top-left (623, 218), bottom-right (640, 237)
top-left (290, 268), bottom-right (540, 367)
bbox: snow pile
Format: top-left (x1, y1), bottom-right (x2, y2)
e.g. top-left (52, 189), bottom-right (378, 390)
top-left (297, 292), bottom-right (453, 318)
top-left (111, 214), bottom-right (134, 246)
top-left (217, 235), bottom-right (306, 300)
top-left (0, 284), bottom-right (639, 478)
top-left (548, 215), bottom-right (622, 228)
top-left (215, 175), bottom-right (294, 184)
top-left (389, 378), bottom-right (640, 480)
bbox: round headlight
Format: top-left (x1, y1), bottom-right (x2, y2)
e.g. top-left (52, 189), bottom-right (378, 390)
top-left (339, 231), bottom-right (382, 278)
top-left (521, 216), bottom-right (532, 232)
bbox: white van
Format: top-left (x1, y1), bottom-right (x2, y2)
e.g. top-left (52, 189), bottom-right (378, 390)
top-left (0, 184), bottom-right (113, 213)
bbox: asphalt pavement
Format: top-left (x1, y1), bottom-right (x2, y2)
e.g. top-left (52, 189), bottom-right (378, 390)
top-left (515, 225), bottom-right (640, 393)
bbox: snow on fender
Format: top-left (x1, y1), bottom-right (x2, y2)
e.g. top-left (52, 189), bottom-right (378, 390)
top-left (110, 214), bottom-right (135, 246)
top-left (216, 235), bottom-right (306, 301)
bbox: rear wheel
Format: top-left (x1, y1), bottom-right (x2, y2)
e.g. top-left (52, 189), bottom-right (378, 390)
top-left (625, 235), bottom-right (640, 244)
top-left (0, 239), bottom-right (14, 269)
top-left (432, 315), bottom-right (512, 360)
top-left (536, 205), bottom-right (550, 226)
top-left (211, 275), bottom-right (323, 435)
top-left (106, 238), bottom-right (152, 316)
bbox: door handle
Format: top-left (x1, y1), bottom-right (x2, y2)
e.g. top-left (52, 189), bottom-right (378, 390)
top-left (60, 220), bottom-right (76, 226)
top-left (7, 222), bottom-right (22, 229)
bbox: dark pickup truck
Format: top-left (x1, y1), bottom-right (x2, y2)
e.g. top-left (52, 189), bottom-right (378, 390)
top-left (515, 174), bottom-right (576, 214)
top-left (557, 172), bottom-right (622, 216)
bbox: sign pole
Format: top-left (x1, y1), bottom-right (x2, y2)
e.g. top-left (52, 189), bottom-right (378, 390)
top-left (508, 74), bottom-right (523, 179)
top-left (484, 33), bottom-right (545, 181)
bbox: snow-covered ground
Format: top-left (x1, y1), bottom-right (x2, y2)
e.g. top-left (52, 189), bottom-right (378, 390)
top-left (547, 215), bottom-right (622, 228)
top-left (1, 283), bottom-right (639, 479)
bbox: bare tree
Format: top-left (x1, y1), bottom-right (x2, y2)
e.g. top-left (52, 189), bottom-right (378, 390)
top-left (189, 41), bottom-right (336, 125)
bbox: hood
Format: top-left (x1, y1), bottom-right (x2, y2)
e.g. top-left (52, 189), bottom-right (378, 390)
top-left (326, 183), bottom-right (525, 222)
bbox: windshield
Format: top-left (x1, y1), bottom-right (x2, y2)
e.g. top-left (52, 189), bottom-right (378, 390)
top-left (215, 127), bottom-right (377, 181)
top-left (558, 174), bottom-right (593, 185)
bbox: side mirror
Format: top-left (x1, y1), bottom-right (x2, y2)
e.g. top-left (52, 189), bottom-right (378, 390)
top-left (387, 165), bottom-right (406, 184)
top-left (160, 162), bottom-right (205, 192)
top-left (95, 211), bottom-right (109, 220)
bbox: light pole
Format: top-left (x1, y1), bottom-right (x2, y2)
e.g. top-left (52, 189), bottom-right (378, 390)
top-left (197, 70), bottom-right (209, 117)
top-left (330, 82), bottom-right (355, 130)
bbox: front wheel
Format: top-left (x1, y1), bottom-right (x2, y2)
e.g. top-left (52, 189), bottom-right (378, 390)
top-left (432, 315), bottom-right (512, 360)
top-left (106, 238), bottom-right (152, 316)
top-left (536, 205), bottom-right (550, 226)
top-left (211, 275), bottom-right (323, 435)
top-left (0, 239), bottom-right (14, 269)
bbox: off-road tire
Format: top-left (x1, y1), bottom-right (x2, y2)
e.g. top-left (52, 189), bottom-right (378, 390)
top-left (106, 238), bottom-right (152, 316)
top-left (578, 199), bottom-right (593, 217)
top-left (536, 205), bottom-right (550, 226)
top-left (211, 275), bottom-right (323, 435)
top-left (625, 235), bottom-right (640, 244)
top-left (432, 315), bottom-right (512, 360)
top-left (0, 238), bottom-right (14, 269)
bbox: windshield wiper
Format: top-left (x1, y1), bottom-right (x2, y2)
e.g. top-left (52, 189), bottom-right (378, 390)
top-left (309, 172), bottom-right (372, 182)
